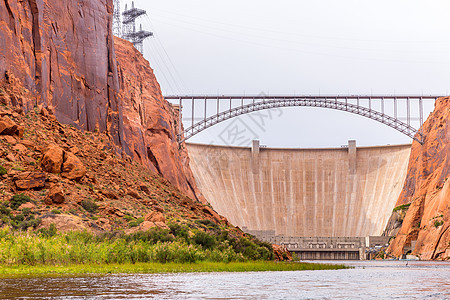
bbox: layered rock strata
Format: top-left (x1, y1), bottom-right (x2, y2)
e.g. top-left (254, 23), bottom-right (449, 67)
top-left (0, 0), bottom-right (202, 200)
top-left (386, 97), bottom-right (449, 260)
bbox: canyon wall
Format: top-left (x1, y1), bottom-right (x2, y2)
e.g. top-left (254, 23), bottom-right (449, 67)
top-left (113, 37), bottom-right (202, 201)
top-left (0, 0), bottom-right (201, 200)
top-left (187, 142), bottom-right (411, 237)
top-left (387, 97), bottom-right (449, 260)
top-left (0, 0), bottom-right (121, 137)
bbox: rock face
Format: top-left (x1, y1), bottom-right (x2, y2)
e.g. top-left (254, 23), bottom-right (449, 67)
top-left (14, 172), bottom-right (46, 190)
top-left (387, 97), bottom-right (449, 260)
top-left (114, 37), bottom-right (203, 201)
top-left (0, 0), bottom-right (203, 201)
top-left (0, 0), bottom-right (121, 137)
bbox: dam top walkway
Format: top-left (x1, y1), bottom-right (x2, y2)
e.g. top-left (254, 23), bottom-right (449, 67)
top-left (165, 95), bottom-right (442, 144)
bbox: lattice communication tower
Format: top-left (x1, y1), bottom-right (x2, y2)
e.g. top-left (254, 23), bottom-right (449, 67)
top-left (122, 1), bottom-right (153, 53)
top-left (113, 0), bottom-right (122, 37)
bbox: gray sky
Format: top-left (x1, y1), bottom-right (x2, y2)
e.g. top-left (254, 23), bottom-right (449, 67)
top-left (123, 0), bottom-right (450, 147)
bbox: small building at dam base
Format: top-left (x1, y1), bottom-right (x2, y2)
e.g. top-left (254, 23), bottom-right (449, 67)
top-left (242, 227), bottom-right (391, 260)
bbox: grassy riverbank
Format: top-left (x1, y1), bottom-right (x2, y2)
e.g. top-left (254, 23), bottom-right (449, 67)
top-left (0, 227), bottom-right (348, 276)
top-left (0, 261), bottom-right (348, 277)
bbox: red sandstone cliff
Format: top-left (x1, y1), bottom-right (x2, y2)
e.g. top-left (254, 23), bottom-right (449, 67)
top-left (386, 97), bottom-right (449, 260)
top-left (0, 0), bottom-right (203, 200)
top-left (0, 0), bottom-right (121, 138)
top-left (114, 37), bottom-right (203, 201)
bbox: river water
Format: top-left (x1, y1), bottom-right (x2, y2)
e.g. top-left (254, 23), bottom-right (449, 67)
top-left (0, 261), bottom-right (449, 299)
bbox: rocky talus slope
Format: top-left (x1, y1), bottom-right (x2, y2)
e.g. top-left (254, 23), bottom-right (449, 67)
top-left (386, 97), bottom-right (449, 260)
top-left (0, 0), bottom-right (202, 200)
top-left (0, 101), bottom-right (227, 233)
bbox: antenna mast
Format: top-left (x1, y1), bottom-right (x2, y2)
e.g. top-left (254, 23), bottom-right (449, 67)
top-left (122, 1), bottom-right (153, 54)
top-left (113, 0), bottom-right (121, 37)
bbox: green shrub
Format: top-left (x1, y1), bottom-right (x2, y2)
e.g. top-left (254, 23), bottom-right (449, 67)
top-left (168, 223), bottom-right (189, 240)
top-left (0, 204), bottom-right (11, 216)
top-left (10, 194), bottom-right (32, 210)
top-left (39, 223), bottom-right (57, 237)
top-left (8, 213), bottom-right (41, 231)
top-left (81, 199), bottom-right (98, 214)
top-left (434, 220), bottom-right (444, 228)
top-left (0, 165), bottom-right (7, 176)
top-left (192, 230), bottom-right (216, 249)
top-left (51, 209), bottom-right (62, 215)
top-left (128, 217), bottom-right (144, 228)
top-left (196, 219), bottom-right (219, 229)
top-left (126, 228), bottom-right (174, 244)
top-left (393, 203), bottom-right (411, 212)
top-left (123, 215), bottom-right (134, 221)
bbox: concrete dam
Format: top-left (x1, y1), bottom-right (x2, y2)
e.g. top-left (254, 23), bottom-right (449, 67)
top-left (187, 141), bottom-right (411, 238)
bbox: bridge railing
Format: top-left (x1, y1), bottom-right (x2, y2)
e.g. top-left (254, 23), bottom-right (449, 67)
top-left (164, 95), bottom-right (441, 145)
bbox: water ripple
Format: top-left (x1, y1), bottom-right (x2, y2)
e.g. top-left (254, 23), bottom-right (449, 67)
top-left (0, 261), bottom-right (449, 300)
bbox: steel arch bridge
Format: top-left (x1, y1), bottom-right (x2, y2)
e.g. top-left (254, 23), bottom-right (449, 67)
top-left (164, 95), bottom-right (442, 145)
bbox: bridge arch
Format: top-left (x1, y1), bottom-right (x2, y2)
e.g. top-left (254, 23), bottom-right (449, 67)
top-left (165, 96), bottom-right (440, 144)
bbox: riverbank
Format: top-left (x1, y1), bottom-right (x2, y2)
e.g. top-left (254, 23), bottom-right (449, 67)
top-left (0, 261), bottom-right (348, 277)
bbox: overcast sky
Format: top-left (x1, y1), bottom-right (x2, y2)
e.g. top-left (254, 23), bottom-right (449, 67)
top-left (122, 0), bottom-right (450, 147)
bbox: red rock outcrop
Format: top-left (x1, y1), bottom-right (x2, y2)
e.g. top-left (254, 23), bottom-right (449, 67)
top-left (387, 97), bottom-right (449, 260)
top-left (114, 37), bottom-right (204, 201)
top-left (0, 0), bottom-right (204, 201)
top-left (0, 0), bottom-right (121, 138)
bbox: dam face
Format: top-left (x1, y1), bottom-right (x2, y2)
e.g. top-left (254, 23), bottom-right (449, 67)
top-left (187, 142), bottom-right (411, 237)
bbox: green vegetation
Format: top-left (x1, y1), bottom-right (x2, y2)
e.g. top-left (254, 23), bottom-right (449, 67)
top-left (0, 223), bottom-right (277, 267)
top-left (128, 217), bottom-right (144, 228)
top-left (0, 165), bottom-right (7, 176)
top-left (10, 194), bottom-right (32, 210)
top-left (0, 261), bottom-right (347, 277)
top-left (0, 201), bottom-right (41, 231)
top-left (434, 220), bottom-right (444, 228)
top-left (80, 199), bottom-right (98, 214)
top-left (393, 203), bottom-right (411, 212)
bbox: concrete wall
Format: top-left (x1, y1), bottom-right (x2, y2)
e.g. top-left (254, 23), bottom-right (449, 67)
top-left (187, 142), bottom-right (411, 237)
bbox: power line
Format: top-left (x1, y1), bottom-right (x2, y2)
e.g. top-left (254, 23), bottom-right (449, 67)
top-left (141, 16), bottom-right (186, 94)
top-left (144, 16), bottom-right (189, 92)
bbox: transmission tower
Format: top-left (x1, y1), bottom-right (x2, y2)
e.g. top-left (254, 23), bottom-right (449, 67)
top-left (113, 0), bottom-right (121, 37)
top-left (122, 1), bottom-right (153, 54)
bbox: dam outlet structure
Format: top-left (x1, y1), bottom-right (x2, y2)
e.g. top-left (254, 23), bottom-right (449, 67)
top-left (187, 140), bottom-right (411, 259)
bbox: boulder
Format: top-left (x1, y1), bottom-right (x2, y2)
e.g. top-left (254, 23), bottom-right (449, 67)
top-left (145, 211), bottom-right (165, 223)
top-left (45, 185), bottom-right (65, 204)
top-left (273, 244), bottom-right (293, 261)
top-left (41, 144), bottom-right (64, 173)
top-left (154, 221), bottom-right (170, 230)
top-left (18, 202), bottom-right (36, 210)
top-left (139, 221), bottom-right (157, 231)
top-left (1, 135), bottom-right (16, 144)
top-left (14, 172), bottom-right (47, 190)
top-left (12, 143), bottom-right (27, 153)
top-left (38, 214), bottom-right (88, 233)
top-left (101, 189), bottom-right (119, 200)
top-left (0, 116), bottom-right (23, 137)
top-left (139, 183), bottom-right (151, 195)
top-left (152, 205), bottom-right (165, 213)
top-left (61, 152), bottom-right (86, 181)
top-left (127, 188), bottom-right (141, 199)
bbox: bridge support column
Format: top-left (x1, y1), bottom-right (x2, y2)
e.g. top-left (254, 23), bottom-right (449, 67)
top-left (251, 140), bottom-right (260, 174)
top-left (348, 140), bottom-right (357, 174)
